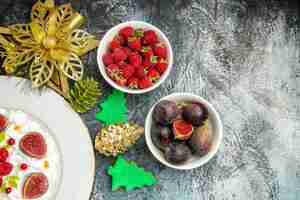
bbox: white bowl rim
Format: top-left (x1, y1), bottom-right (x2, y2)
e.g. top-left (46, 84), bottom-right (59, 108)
top-left (97, 20), bottom-right (173, 94)
top-left (145, 93), bottom-right (223, 170)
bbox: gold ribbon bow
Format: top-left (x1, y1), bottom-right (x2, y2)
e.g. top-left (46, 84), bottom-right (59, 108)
top-left (0, 0), bottom-right (99, 96)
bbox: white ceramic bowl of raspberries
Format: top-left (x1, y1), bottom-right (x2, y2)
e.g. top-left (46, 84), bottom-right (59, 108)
top-left (97, 21), bottom-right (173, 94)
top-left (145, 93), bottom-right (223, 170)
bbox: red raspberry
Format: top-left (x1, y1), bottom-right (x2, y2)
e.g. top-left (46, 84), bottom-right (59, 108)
top-left (109, 39), bottom-right (121, 50)
top-left (127, 77), bottom-right (139, 89)
top-left (20, 163), bottom-right (28, 170)
top-left (147, 68), bottom-right (160, 82)
top-left (142, 56), bottom-right (157, 69)
top-left (115, 34), bottom-right (125, 45)
top-left (0, 114), bottom-right (8, 131)
top-left (142, 58), bottom-right (152, 69)
top-left (116, 61), bottom-right (127, 69)
top-left (128, 37), bottom-right (141, 51)
top-left (119, 26), bottom-right (134, 39)
top-left (102, 53), bottom-right (114, 66)
top-left (138, 78), bottom-right (153, 89)
top-left (129, 52), bottom-right (142, 67)
top-left (116, 77), bottom-right (127, 86)
top-left (113, 48), bottom-right (127, 63)
top-left (121, 64), bottom-right (135, 79)
top-left (0, 162), bottom-right (13, 176)
top-left (156, 58), bottom-right (168, 74)
top-left (134, 66), bottom-right (146, 79)
top-left (154, 43), bottom-right (167, 58)
top-left (143, 30), bottom-right (158, 45)
top-left (5, 187), bottom-right (12, 194)
top-left (106, 64), bottom-right (119, 72)
top-left (0, 177), bottom-right (2, 186)
top-left (106, 64), bottom-right (119, 78)
top-left (121, 47), bottom-right (132, 56)
top-left (7, 138), bottom-right (15, 146)
top-left (0, 148), bottom-right (9, 162)
top-left (141, 46), bottom-right (154, 59)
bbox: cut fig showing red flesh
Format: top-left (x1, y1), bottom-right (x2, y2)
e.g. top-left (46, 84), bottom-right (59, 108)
top-left (23, 173), bottom-right (49, 199)
top-left (173, 120), bottom-right (193, 140)
top-left (20, 132), bottom-right (47, 159)
top-left (0, 114), bottom-right (8, 131)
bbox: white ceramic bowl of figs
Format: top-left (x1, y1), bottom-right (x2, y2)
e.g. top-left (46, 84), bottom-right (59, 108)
top-left (145, 93), bottom-right (223, 170)
top-left (97, 21), bottom-right (173, 94)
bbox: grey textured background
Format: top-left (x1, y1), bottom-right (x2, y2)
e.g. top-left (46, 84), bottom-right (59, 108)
top-left (0, 0), bottom-right (300, 200)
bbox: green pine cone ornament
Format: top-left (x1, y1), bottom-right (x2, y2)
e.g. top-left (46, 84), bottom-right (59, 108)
top-left (68, 78), bottom-right (101, 113)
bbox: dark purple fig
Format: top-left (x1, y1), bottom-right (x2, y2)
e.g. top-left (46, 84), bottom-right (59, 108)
top-left (152, 100), bottom-right (179, 125)
top-left (151, 124), bottom-right (171, 151)
top-left (188, 121), bottom-right (212, 155)
top-left (159, 126), bottom-right (172, 139)
top-left (182, 103), bottom-right (208, 126)
top-left (151, 124), bottom-right (172, 138)
top-left (164, 142), bottom-right (191, 164)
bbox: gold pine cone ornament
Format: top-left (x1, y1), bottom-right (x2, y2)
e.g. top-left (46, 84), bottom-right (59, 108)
top-left (95, 123), bottom-right (144, 157)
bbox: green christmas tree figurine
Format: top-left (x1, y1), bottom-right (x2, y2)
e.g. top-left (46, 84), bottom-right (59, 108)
top-left (95, 89), bottom-right (128, 125)
top-left (108, 156), bottom-right (157, 191)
